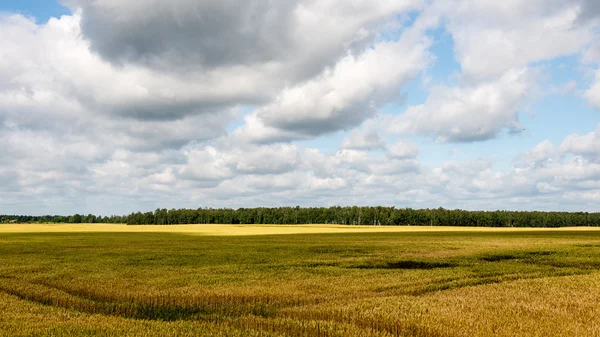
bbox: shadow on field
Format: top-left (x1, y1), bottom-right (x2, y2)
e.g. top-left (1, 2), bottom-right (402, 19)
top-left (351, 260), bottom-right (457, 270)
top-left (479, 251), bottom-right (555, 262)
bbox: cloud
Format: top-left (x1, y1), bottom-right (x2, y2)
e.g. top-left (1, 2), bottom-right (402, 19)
top-left (0, 1), bottom-right (428, 149)
top-left (384, 68), bottom-right (533, 142)
top-left (369, 158), bottom-right (421, 175)
top-left (516, 140), bottom-right (558, 167)
top-left (584, 70), bottom-right (600, 110)
top-left (237, 33), bottom-right (432, 143)
top-left (0, 12), bottom-right (269, 124)
top-left (436, 0), bottom-right (595, 81)
top-left (386, 140), bottom-right (419, 159)
top-left (225, 144), bottom-right (301, 175)
top-left (507, 133), bottom-right (600, 201)
top-left (178, 146), bottom-right (232, 183)
top-left (581, 38), bottom-right (600, 64)
top-left (340, 120), bottom-right (385, 150)
top-left (68, 1), bottom-right (299, 69)
top-left (578, 0), bottom-right (600, 22)
top-left (66, 0), bottom-right (421, 77)
top-left (379, 0), bottom-right (598, 144)
top-left (582, 40), bottom-right (600, 110)
top-left (559, 125), bottom-right (600, 160)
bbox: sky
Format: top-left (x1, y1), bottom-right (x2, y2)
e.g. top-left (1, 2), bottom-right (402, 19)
top-left (1, 0), bottom-right (600, 216)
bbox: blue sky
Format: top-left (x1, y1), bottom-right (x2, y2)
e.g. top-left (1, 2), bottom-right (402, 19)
top-left (0, 0), bottom-right (68, 22)
top-left (1, 0), bottom-right (600, 215)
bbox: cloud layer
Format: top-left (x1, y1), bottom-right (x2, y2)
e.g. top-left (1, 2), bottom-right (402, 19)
top-left (1, 0), bottom-right (600, 215)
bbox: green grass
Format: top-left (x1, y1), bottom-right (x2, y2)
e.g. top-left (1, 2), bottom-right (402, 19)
top-left (1, 228), bottom-right (600, 336)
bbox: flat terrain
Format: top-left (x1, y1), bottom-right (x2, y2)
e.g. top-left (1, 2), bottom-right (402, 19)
top-left (1, 223), bottom-right (598, 235)
top-left (1, 225), bottom-right (600, 336)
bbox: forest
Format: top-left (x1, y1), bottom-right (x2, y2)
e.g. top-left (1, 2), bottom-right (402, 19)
top-left (2, 206), bottom-right (600, 227)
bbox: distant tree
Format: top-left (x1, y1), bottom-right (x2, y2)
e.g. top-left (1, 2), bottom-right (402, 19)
top-left (69, 214), bottom-right (82, 223)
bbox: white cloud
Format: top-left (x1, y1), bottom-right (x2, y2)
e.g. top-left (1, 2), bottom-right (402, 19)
top-left (559, 125), bottom-right (600, 159)
top-left (517, 140), bottom-right (558, 167)
top-left (236, 32), bottom-right (432, 142)
top-left (0, 12), bottom-right (257, 128)
top-left (370, 159), bottom-right (421, 175)
top-left (384, 68), bottom-right (533, 142)
top-left (584, 71), bottom-right (600, 110)
top-left (340, 120), bottom-right (385, 150)
top-left (178, 147), bottom-right (233, 183)
top-left (582, 38), bottom-right (600, 64)
top-left (386, 140), bottom-right (419, 159)
top-left (225, 144), bottom-right (301, 175)
top-left (438, 0), bottom-right (595, 81)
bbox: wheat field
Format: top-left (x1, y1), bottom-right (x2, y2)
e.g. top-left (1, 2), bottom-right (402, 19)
top-left (2, 223), bottom-right (598, 235)
top-left (1, 225), bottom-right (600, 336)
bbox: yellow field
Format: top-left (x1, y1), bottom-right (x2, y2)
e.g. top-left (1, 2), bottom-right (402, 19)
top-left (1, 223), bottom-right (599, 235)
top-left (2, 225), bottom-right (600, 336)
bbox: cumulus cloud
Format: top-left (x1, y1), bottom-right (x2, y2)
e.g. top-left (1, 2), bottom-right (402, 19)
top-left (386, 140), bottom-right (419, 159)
top-left (178, 146), bottom-right (232, 183)
top-left (516, 140), bottom-right (558, 167)
top-left (584, 71), bottom-right (600, 110)
top-left (384, 68), bottom-right (532, 142)
top-left (379, 0), bottom-right (599, 144)
top-left (578, 0), bottom-right (600, 22)
top-left (340, 120), bottom-right (385, 150)
top-left (435, 0), bottom-right (596, 81)
top-left (559, 125), bottom-right (600, 159)
top-left (370, 158), bottom-right (421, 175)
top-left (65, 0), bottom-right (420, 76)
top-left (583, 40), bottom-right (600, 110)
top-left (225, 144), bottom-right (301, 175)
top-left (0, 12), bottom-right (262, 126)
top-left (581, 38), bottom-right (600, 64)
top-left (236, 32), bottom-right (432, 142)
top-left (68, 0), bottom-right (300, 68)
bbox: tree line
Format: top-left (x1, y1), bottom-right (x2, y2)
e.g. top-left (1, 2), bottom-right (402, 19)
top-left (0, 214), bottom-right (126, 224)
top-left (4, 207), bottom-right (599, 227)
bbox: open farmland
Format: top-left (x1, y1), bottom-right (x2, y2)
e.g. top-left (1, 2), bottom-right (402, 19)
top-left (1, 225), bottom-right (600, 336)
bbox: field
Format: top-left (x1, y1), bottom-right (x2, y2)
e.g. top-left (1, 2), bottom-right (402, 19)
top-left (1, 225), bottom-right (600, 336)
